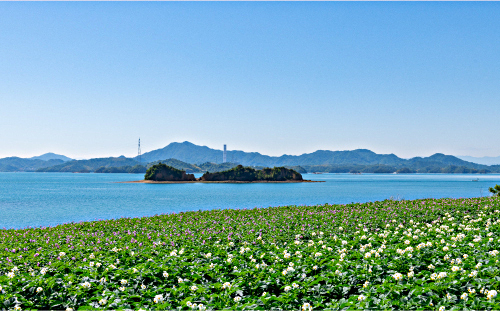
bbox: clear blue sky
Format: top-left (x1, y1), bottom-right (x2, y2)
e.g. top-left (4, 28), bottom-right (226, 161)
top-left (1, 2), bottom-right (499, 159)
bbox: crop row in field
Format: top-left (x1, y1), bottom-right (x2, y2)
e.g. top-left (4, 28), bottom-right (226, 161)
top-left (1, 197), bottom-right (499, 310)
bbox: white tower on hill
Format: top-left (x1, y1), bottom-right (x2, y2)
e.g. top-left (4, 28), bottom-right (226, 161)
top-left (223, 144), bottom-right (227, 163)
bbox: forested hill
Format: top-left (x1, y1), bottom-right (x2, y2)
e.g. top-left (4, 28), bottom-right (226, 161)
top-left (36, 157), bottom-right (140, 173)
top-left (30, 153), bottom-right (72, 162)
top-left (0, 157), bottom-right (66, 172)
top-left (137, 141), bottom-right (487, 169)
top-left (2, 142), bottom-right (498, 173)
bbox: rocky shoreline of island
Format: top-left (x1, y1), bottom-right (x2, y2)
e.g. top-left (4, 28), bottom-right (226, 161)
top-left (132, 163), bottom-right (320, 183)
top-left (121, 179), bottom-right (323, 184)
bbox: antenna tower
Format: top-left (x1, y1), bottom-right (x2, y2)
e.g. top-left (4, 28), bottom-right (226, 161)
top-left (138, 138), bottom-right (141, 163)
top-left (223, 144), bottom-right (227, 163)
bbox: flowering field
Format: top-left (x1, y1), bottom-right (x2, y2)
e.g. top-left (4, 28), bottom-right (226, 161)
top-left (1, 197), bottom-right (499, 310)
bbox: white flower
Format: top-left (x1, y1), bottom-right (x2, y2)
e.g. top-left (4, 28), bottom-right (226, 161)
top-left (312, 265), bottom-right (318, 270)
top-left (81, 281), bottom-right (91, 289)
top-left (439, 306), bottom-right (445, 311)
top-left (154, 294), bottom-right (163, 303)
top-left (190, 285), bottom-right (198, 291)
top-left (89, 253), bottom-right (95, 259)
top-left (392, 273), bottom-right (403, 281)
top-left (292, 282), bottom-right (299, 289)
top-left (428, 264), bottom-right (435, 269)
top-left (141, 284), bottom-right (146, 290)
top-left (36, 287), bottom-right (43, 293)
top-left (59, 252), bottom-right (66, 257)
top-left (120, 279), bottom-right (128, 285)
top-left (451, 266), bottom-right (460, 272)
top-left (119, 286), bottom-right (125, 291)
top-left (132, 268), bottom-right (138, 273)
top-left (222, 282), bottom-right (231, 289)
top-left (6, 272), bottom-right (15, 278)
top-left (66, 308), bottom-right (73, 311)
top-left (487, 290), bottom-right (497, 300)
top-left (198, 304), bottom-right (206, 311)
top-left (284, 285), bottom-right (292, 292)
top-left (205, 253), bottom-right (212, 258)
top-left (469, 270), bottom-right (478, 277)
top-left (152, 293), bottom-right (163, 303)
top-left (461, 292), bottom-right (468, 300)
top-left (99, 298), bottom-right (107, 305)
top-left (363, 281), bottom-right (369, 288)
top-left (358, 294), bottom-right (366, 301)
top-left (234, 296), bottom-right (242, 302)
top-left (437, 272), bottom-right (447, 279)
top-left (89, 262), bottom-right (95, 267)
top-left (302, 303), bottom-right (312, 311)
top-left (178, 278), bottom-right (183, 283)
top-left (96, 262), bottom-right (102, 267)
top-left (163, 271), bottom-right (169, 277)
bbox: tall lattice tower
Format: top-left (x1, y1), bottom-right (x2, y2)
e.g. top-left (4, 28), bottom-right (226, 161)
top-left (223, 144), bottom-right (227, 163)
top-left (138, 138), bottom-right (142, 163)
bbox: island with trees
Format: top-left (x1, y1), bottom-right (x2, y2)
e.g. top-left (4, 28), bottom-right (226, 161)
top-left (129, 163), bottom-right (318, 183)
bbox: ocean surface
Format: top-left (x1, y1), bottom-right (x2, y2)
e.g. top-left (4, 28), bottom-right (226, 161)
top-left (1, 172), bottom-right (500, 229)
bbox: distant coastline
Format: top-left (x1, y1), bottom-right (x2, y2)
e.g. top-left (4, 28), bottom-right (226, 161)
top-left (121, 179), bottom-right (323, 184)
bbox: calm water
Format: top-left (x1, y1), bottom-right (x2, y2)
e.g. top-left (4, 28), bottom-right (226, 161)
top-left (1, 172), bottom-right (499, 229)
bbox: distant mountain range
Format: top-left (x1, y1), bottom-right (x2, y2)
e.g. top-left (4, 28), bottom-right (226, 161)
top-left (136, 141), bottom-right (493, 170)
top-left (36, 156), bottom-right (140, 173)
top-left (1, 142), bottom-right (499, 173)
top-left (457, 156), bottom-right (500, 166)
top-left (30, 153), bottom-right (73, 162)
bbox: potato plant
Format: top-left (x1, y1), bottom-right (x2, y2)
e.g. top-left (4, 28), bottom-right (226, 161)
top-left (1, 197), bottom-right (499, 310)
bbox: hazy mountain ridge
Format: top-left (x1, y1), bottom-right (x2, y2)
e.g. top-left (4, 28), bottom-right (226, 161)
top-left (1, 142), bottom-right (498, 173)
top-left (0, 157), bottom-right (65, 172)
top-left (137, 141), bottom-right (486, 169)
top-left (30, 153), bottom-right (72, 162)
top-left (457, 156), bottom-right (500, 166)
top-left (36, 157), bottom-right (140, 173)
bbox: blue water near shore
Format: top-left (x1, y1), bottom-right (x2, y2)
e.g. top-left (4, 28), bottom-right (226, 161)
top-left (1, 172), bottom-right (500, 229)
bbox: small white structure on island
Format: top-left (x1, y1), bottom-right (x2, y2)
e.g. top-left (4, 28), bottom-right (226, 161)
top-left (223, 144), bottom-right (227, 163)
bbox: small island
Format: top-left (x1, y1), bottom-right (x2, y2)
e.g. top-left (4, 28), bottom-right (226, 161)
top-left (126, 163), bottom-right (322, 183)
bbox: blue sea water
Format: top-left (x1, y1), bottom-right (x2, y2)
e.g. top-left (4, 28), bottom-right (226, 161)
top-left (1, 172), bottom-right (499, 229)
